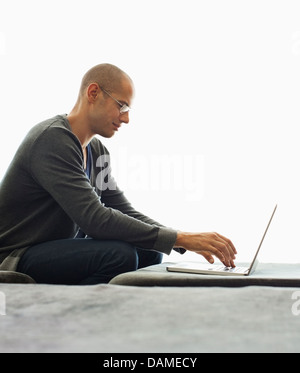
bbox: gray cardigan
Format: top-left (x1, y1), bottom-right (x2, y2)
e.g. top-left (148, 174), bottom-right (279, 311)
top-left (0, 115), bottom-right (179, 271)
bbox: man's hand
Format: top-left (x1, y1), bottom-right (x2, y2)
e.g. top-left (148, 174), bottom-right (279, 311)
top-left (174, 231), bottom-right (237, 267)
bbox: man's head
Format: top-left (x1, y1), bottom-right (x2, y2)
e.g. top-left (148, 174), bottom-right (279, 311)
top-left (73, 63), bottom-right (134, 138)
top-left (79, 63), bottom-right (132, 98)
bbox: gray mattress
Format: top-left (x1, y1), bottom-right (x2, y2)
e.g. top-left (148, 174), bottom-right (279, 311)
top-left (0, 282), bottom-right (299, 353)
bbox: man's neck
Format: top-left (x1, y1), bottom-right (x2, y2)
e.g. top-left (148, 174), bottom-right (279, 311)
top-left (67, 109), bottom-right (94, 149)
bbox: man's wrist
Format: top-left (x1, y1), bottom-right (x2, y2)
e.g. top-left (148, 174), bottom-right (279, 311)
top-left (174, 231), bottom-right (187, 249)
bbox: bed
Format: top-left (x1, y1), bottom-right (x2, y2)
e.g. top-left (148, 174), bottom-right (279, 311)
top-left (0, 262), bottom-right (299, 353)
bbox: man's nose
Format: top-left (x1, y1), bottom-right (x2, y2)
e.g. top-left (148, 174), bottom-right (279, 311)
top-left (120, 111), bottom-right (129, 124)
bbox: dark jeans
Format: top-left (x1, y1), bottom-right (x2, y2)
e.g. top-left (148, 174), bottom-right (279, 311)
top-left (17, 238), bottom-right (162, 285)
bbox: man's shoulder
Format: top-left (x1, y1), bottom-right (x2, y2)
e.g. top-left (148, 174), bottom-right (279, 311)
top-left (25, 114), bottom-right (78, 146)
top-left (31, 114), bottom-right (71, 134)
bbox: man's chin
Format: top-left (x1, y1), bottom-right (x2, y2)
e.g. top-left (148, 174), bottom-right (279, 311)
top-left (99, 132), bottom-right (115, 139)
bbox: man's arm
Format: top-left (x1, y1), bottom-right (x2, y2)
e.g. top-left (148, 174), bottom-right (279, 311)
top-left (92, 140), bottom-right (186, 254)
top-left (100, 186), bottom-right (186, 255)
top-left (95, 143), bottom-right (236, 266)
top-left (98, 151), bottom-right (236, 266)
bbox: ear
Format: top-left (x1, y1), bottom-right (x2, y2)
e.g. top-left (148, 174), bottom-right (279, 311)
top-left (87, 83), bottom-right (100, 103)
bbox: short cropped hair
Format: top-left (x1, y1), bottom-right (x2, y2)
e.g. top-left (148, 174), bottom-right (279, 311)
top-left (79, 63), bottom-right (131, 96)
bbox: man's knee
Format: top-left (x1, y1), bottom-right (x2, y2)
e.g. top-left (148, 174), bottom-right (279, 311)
top-left (109, 241), bottom-right (138, 273)
top-left (136, 248), bottom-right (163, 269)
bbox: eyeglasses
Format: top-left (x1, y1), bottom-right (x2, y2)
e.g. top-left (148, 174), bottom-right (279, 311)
top-left (99, 85), bottom-right (131, 114)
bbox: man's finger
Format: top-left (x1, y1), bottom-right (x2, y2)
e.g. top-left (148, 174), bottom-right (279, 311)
top-left (207, 245), bottom-right (229, 267)
top-left (212, 233), bottom-right (236, 263)
top-left (200, 251), bottom-right (215, 264)
top-left (217, 233), bottom-right (237, 255)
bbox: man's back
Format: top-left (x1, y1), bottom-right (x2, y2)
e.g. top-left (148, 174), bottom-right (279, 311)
top-left (0, 115), bottom-right (81, 261)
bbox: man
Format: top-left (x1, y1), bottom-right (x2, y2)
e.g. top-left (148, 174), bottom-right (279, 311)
top-left (0, 63), bottom-right (236, 284)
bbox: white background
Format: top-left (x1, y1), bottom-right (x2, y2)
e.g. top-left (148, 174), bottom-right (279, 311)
top-left (0, 0), bottom-right (299, 264)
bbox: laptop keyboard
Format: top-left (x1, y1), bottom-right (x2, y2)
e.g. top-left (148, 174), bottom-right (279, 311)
top-left (222, 266), bottom-right (248, 273)
top-left (212, 265), bottom-right (248, 273)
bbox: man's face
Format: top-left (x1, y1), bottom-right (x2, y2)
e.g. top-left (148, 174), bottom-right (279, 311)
top-left (89, 78), bottom-right (134, 138)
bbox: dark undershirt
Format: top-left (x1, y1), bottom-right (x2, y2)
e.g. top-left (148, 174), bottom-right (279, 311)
top-left (75, 143), bottom-right (92, 238)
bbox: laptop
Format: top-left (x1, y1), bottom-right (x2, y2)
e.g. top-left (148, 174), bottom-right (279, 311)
top-left (166, 204), bottom-right (277, 276)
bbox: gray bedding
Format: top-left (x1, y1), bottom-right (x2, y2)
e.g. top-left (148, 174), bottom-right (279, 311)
top-left (0, 282), bottom-right (299, 353)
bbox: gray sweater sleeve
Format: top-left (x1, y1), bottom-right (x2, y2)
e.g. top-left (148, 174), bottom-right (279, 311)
top-left (29, 127), bottom-right (178, 255)
top-left (99, 180), bottom-right (186, 255)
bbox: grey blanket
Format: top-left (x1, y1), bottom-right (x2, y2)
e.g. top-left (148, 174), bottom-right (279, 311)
top-left (0, 283), bottom-right (299, 353)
